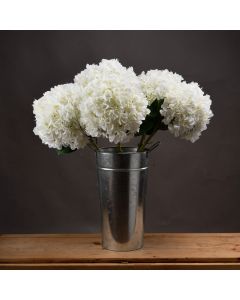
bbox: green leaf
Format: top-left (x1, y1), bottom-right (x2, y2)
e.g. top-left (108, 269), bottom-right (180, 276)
top-left (158, 120), bottom-right (168, 131)
top-left (57, 146), bottom-right (77, 155)
top-left (138, 99), bottom-right (167, 135)
top-left (138, 116), bottom-right (155, 135)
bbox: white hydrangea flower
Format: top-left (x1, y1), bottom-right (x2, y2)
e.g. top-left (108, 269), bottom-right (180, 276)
top-left (74, 59), bottom-right (149, 144)
top-left (33, 83), bottom-right (88, 150)
top-left (139, 69), bottom-right (213, 142)
top-left (139, 69), bottom-right (184, 105)
top-left (161, 81), bottom-right (213, 142)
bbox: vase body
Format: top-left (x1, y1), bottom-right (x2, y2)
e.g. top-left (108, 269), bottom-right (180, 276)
top-left (96, 147), bottom-right (148, 251)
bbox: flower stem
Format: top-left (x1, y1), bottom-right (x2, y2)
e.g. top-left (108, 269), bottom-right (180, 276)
top-left (117, 142), bottom-right (122, 152)
top-left (137, 134), bottom-right (146, 151)
top-left (89, 137), bottom-right (99, 151)
top-left (138, 130), bottom-right (158, 152)
top-left (78, 123), bottom-right (99, 152)
top-left (87, 143), bottom-right (97, 152)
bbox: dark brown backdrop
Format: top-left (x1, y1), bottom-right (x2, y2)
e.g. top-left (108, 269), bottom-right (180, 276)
top-left (0, 31), bottom-right (239, 233)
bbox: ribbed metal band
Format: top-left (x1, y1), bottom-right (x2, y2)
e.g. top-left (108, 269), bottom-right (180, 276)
top-left (98, 167), bottom-right (148, 172)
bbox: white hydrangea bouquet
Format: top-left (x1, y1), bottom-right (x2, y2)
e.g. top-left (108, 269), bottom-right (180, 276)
top-left (33, 59), bottom-right (213, 251)
top-left (33, 59), bottom-right (213, 153)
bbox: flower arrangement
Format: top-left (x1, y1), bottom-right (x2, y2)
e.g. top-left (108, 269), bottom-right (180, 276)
top-left (33, 59), bottom-right (213, 153)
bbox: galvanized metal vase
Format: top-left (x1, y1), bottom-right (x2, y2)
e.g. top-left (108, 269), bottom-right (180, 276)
top-left (96, 147), bottom-right (148, 251)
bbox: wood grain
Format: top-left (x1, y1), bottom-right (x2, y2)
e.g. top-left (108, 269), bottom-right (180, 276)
top-left (0, 233), bottom-right (240, 269)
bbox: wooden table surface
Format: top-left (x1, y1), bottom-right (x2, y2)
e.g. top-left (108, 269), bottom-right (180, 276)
top-left (0, 233), bottom-right (240, 269)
